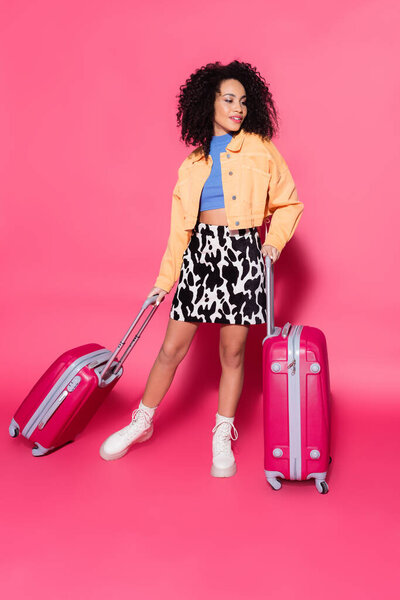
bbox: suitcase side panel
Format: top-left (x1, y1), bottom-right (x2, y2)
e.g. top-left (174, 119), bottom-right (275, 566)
top-left (29, 366), bottom-right (119, 450)
top-left (262, 335), bottom-right (291, 479)
top-left (300, 325), bottom-right (331, 480)
top-left (13, 344), bottom-right (106, 433)
top-left (29, 366), bottom-right (99, 448)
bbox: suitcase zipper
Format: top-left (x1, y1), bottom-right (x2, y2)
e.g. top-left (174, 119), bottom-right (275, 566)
top-left (36, 373), bottom-right (84, 430)
top-left (37, 390), bottom-right (69, 429)
top-left (287, 325), bottom-right (303, 480)
top-left (22, 349), bottom-right (111, 439)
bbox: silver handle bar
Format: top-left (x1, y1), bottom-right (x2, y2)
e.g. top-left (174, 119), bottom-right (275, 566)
top-left (263, 222), bottom-right (291, 338)
top-left (98, 294), bottom-right (160, 385)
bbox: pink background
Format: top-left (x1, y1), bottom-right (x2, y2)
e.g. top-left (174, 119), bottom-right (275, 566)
top-left (2, 1), bottom-right (399, 598)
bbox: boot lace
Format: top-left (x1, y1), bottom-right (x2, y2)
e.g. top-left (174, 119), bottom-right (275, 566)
top-left (212, 421), bottom-right (239, 455)
top-left (118, 407), bottom-right (152, 438)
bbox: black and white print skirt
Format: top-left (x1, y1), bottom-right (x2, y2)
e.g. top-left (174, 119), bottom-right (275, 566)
top-left (170, 221), bottom-right (267, 325)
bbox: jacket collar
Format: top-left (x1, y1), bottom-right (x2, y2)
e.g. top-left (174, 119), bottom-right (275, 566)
top-left (191, 128), bottom-right (246, 163)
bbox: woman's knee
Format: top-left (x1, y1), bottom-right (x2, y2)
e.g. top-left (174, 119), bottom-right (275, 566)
top-left (159, 341), bottom-right (188, 366)
top-left (219, 344), bottom-right (246, 369)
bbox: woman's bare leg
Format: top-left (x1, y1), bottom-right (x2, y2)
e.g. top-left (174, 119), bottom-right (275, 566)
top-left (217, 323), bottom-right (250, 417)
top-left (141, 318), bottom-right (200, 408)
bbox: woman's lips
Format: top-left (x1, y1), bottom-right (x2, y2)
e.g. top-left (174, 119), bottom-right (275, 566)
top-left (230, 116), bottom-right (242, 122)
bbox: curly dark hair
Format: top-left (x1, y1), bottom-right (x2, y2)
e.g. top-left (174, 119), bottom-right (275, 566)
top-left (176, 60), bottom-right (280, 159)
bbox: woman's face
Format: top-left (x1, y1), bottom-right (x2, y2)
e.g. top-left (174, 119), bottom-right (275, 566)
top-left (213, 78), bottom-right (247, 136)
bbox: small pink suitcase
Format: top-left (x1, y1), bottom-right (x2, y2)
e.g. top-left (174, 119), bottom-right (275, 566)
top-left (9, 295), bottom-right (159, 456)
top-left (262, 255), bottom-right (332, 494)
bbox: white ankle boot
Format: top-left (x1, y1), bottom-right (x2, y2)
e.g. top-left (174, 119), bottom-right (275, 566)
top-left (211, 413), bottom-right (239, 477)
top-left (99, 400), bottom-right (156, 461)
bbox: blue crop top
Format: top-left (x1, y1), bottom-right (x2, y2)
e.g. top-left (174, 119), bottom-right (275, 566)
top-left (199, 132), bottom-right (233, 211)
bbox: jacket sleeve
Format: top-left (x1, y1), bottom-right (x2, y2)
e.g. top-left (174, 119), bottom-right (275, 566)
top-left (262, 160), bottom-right (304, 253)
top-left (153, 178), bottom-right (192, 294)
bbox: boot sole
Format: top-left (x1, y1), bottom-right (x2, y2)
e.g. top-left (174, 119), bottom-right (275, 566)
top-left (210, 462), bottom-right (237, 478)
top-left (99, 427), bottom-right (154, 461)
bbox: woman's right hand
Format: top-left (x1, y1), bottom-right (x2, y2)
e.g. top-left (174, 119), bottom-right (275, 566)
top-left (147, 286), bottom-right (168, 306)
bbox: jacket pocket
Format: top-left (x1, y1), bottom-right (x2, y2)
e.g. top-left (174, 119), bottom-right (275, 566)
top-left (240, 165), bottom-right (271, 214)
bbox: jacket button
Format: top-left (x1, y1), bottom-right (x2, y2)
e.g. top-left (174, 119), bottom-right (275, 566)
top-left (229, 171), bottom-right (233, 175)
top-left (232, 195), bottom-right (236, 200)
top-left (235, 221), bottom-right (240, 226)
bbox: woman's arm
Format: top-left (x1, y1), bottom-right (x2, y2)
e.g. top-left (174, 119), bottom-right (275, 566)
top-left (153, 179), bottom-right (192, 294)
top-left (262, 159), bottom-right (304, 253)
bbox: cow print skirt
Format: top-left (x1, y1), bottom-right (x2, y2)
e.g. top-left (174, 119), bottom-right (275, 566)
top-left (170, 221), bottom-right (267, 325)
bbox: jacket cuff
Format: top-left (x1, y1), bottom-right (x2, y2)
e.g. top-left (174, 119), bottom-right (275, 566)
top-left (262, 233), bottom-right (286, 253)
top-left (153, 276), bottom-right (174, 294)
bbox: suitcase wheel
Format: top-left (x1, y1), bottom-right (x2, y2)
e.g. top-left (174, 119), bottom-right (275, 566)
top-left (32, 443), bottom-right (48, 457)
top-left (32, 440), bottom-right (73, 457)
top-left (315, 480), bottom-right (329, 494)
top-left (266, 476), bottom-right (282, 491)
top-left (9, 419), bottom-right (20, 438)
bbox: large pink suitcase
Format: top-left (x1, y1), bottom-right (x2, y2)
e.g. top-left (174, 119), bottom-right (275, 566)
top-left (9, 295), bottom-right (159, 456)
top-left (262, 255), bottom-right (332, 494)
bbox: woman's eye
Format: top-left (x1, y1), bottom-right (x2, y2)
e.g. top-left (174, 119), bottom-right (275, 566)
top-left (225, 99), bottom-right (247, 105)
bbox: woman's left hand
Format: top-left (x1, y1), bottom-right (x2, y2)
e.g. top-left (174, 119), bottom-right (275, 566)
top-left (261, 244), bottom-right (281, 263)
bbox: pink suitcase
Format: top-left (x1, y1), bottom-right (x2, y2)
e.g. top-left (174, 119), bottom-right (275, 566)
top-left (9, 295), bottom-right (159, 456)
top-left (262, 255), bottom-right (332, 494)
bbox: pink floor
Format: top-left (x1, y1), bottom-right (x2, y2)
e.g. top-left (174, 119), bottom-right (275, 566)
top-left (3, 300), bottom-right (399, 599)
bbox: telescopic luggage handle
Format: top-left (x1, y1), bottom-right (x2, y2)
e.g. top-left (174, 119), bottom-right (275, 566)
top-left (264, 254), bottom-right (274, 337)
top-left (98, 294), bottom-right (160, 386)
top-left (263, 223), bottom-right (291, 339)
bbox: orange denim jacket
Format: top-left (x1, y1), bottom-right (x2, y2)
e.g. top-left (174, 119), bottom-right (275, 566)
top-left (154, 128), bottom-right (304, 293)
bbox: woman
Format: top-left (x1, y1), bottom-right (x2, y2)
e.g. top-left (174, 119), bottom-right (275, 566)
top-left (100, 60), bottom-right (304, 476)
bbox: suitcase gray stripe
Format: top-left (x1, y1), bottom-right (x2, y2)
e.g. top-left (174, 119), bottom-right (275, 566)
top-left (38, 390), bottom-right (69, 430)
top-left (288, 325), bottom-right (303, 480)
top-left (22, 349), bottom-right (111, 439)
